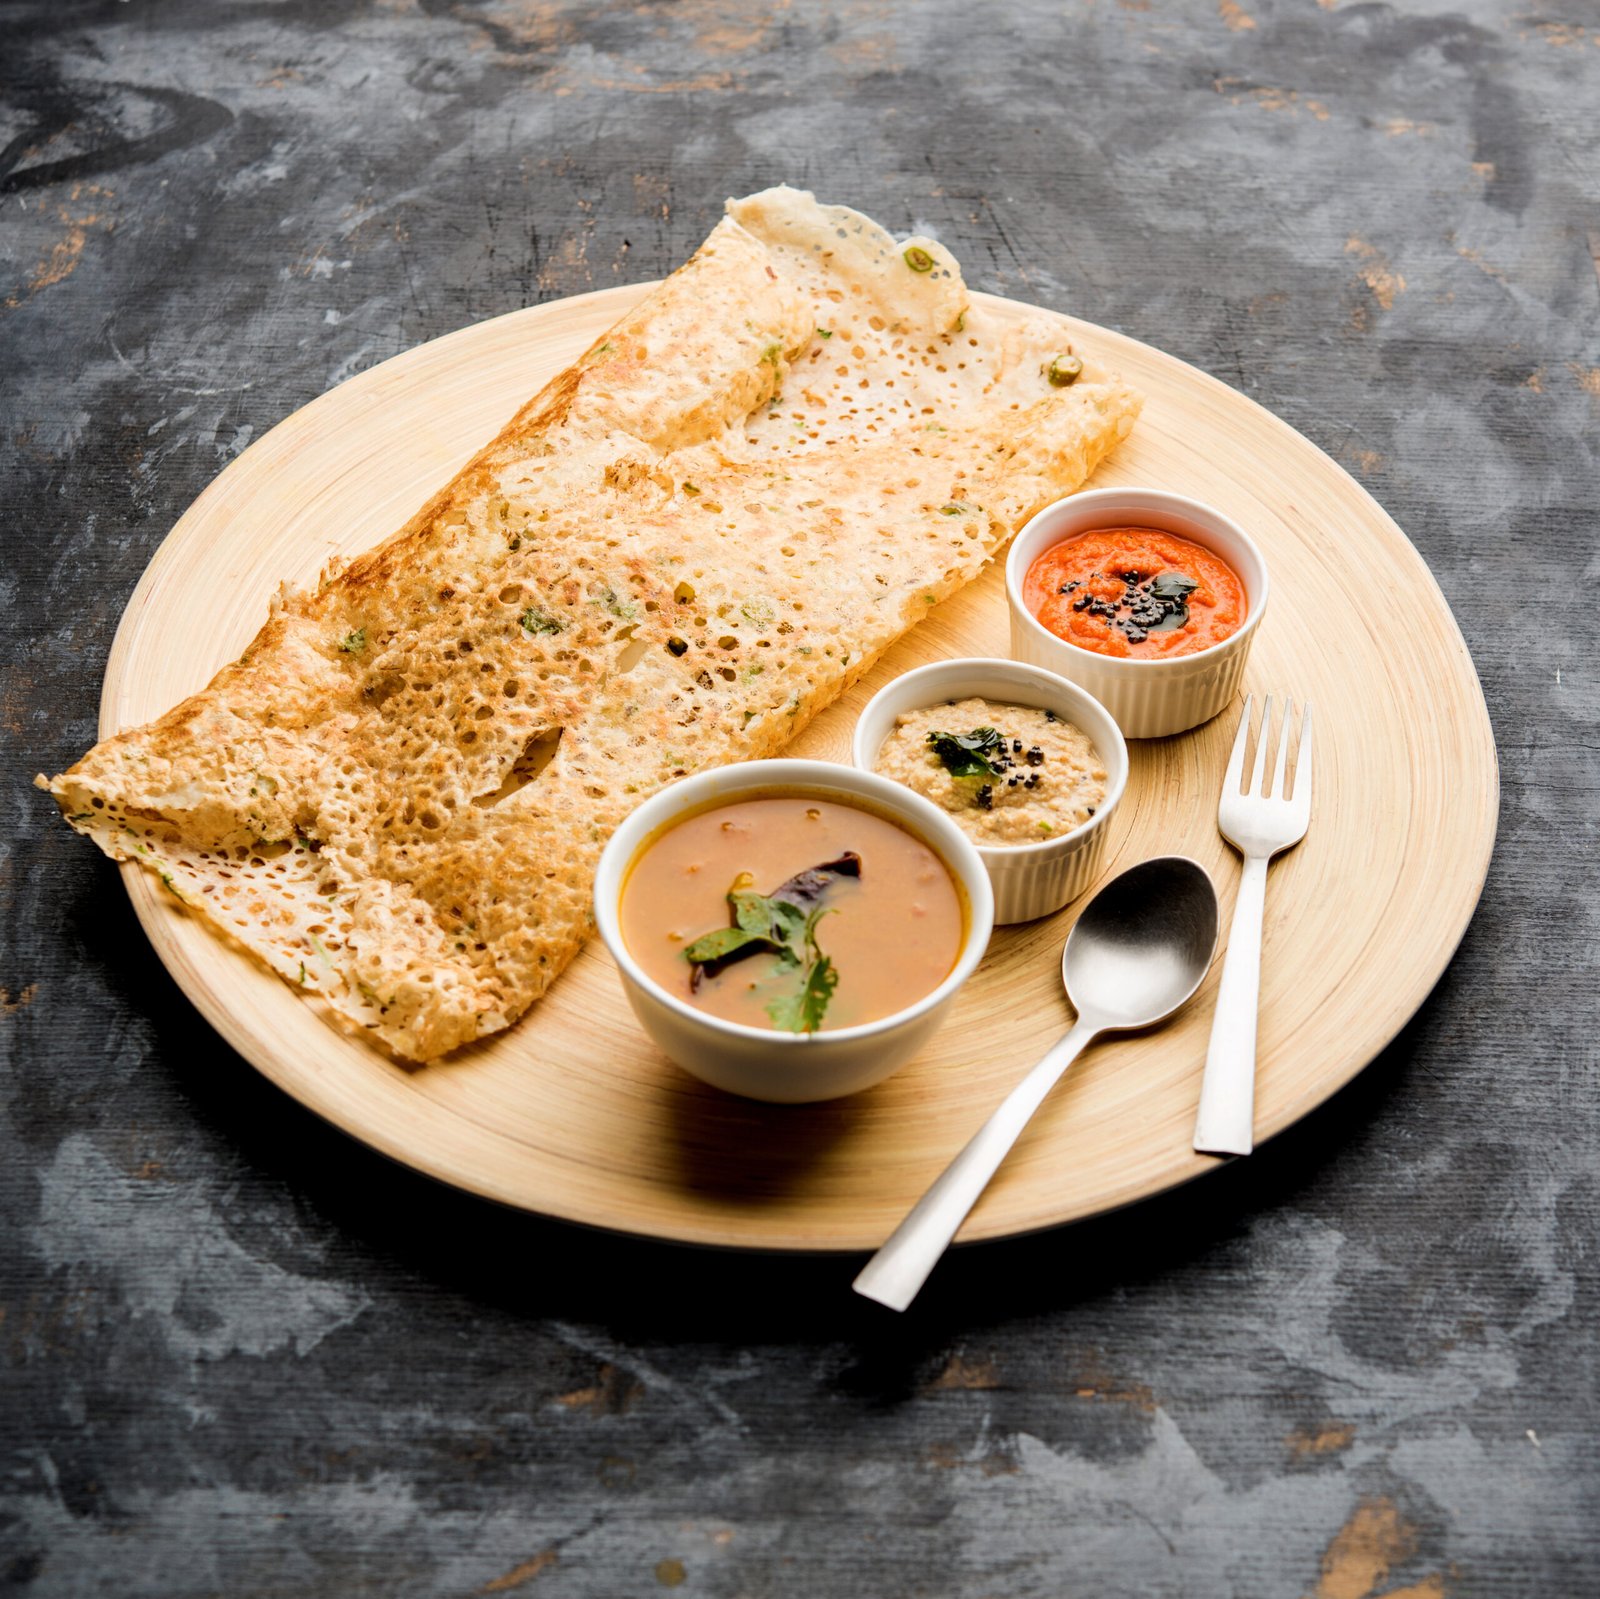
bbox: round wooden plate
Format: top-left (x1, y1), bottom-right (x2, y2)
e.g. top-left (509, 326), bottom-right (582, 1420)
top-left (102, 285), bottom-right (1498, 1250)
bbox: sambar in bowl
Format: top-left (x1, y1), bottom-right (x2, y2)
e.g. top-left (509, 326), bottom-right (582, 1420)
top-left (594, 760), bottom-right (994, 1103)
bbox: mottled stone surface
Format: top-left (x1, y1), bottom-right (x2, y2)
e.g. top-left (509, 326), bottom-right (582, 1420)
top-left (2, 1), bottom-right (1597, 1594)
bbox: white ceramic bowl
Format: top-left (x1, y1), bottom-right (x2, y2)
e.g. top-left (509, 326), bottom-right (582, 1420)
top-left (1006, 487), bottom-right (1269, 739)
top-left (851, 658), bottom-right (1128, 925)
top-left (593, 759), bottom-right (994, 1104)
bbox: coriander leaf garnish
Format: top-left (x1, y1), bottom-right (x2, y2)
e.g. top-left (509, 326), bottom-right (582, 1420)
top-left (767, 949), bottom-right (837, 1033)
top-left (684, 877), bottom-right (807, 978)
top-left (727, 875), bottom-right (807, 950)
top-left (727, 874), bottom-right (768, 936)
top-left (765, 905), bottom-right (837, 1033)
top-left (926, 725), bottom-right (1004, 778)
top-left (683, 858), bottom-right (858, 1031)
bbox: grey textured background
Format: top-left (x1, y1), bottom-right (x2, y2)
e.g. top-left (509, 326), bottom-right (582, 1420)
top-left (3, 1), bottom-right (1597, 1594)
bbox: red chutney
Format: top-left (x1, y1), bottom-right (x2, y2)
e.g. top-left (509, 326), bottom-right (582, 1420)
top-left (1023, 527), bottom-right (1246, 660)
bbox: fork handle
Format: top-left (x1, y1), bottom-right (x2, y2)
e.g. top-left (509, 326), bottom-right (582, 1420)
top-left (1193, 852), bottom-right (1269, 1156)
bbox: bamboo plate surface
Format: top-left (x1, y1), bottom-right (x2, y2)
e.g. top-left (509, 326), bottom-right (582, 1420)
top-left (101, 285), bottom-right (1498, 1250)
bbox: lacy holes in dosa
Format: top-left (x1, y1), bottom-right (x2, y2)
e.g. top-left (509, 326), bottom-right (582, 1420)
top-left (614, 628), bottom-right (650, 675)
top-left (474, 728), bottom-right (565, 808)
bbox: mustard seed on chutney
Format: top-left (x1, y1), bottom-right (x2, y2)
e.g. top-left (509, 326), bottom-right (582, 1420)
top-left (1023, 528), bottom-right (1246, 659)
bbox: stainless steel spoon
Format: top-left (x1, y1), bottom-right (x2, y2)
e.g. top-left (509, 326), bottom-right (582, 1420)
top-left (853, 856), bottom-right (1220, 1312)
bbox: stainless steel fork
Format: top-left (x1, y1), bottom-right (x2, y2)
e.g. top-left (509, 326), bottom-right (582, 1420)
top-left (1192, 695), bottom-right (1313, 1156)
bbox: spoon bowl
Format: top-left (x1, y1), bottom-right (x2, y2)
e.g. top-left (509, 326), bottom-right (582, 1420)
top-left (854, 855), bottom-right (1219, 1311)
top-left (1064, 856), bottom-right (1219, 1032)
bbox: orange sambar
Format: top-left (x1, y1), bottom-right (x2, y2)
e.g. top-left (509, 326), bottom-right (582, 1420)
top-left (1023, 527), bottom-right (1247, 660)
top-left (620, 796), bottom-right (963, 1033)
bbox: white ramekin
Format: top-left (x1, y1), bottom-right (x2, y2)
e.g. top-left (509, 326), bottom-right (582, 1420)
top-left (851, 658), bottom-right (1128, 925)
top-left (1006, 487), bottom-right (1269, 739)
top-left (593, 759), bottom-right (995, 1104)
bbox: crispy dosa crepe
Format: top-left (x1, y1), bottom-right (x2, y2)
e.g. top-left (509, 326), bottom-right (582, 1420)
top-left (44, 187), bottom-right (1140, 1061)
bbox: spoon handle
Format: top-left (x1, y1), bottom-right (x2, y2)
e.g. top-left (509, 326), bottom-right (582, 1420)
top-left (853, 1017), bottom-right (1100, 1312)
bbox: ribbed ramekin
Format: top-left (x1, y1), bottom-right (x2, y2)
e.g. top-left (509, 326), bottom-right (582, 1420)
top-left (851, 658), bottom-right (1128, 925)
top-left (1005, 488), bottom-right (1269, 739)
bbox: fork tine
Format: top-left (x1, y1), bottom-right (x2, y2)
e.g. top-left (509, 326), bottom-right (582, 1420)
top-left (1271, 698), bottom-right (1294, 798)
top-left (1292, 701), bottom-right (1314, 809)
top-left (1223, 694), bottom-right (1253, 797)
top-left (1248, 694), bottom-right (1274, 795)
